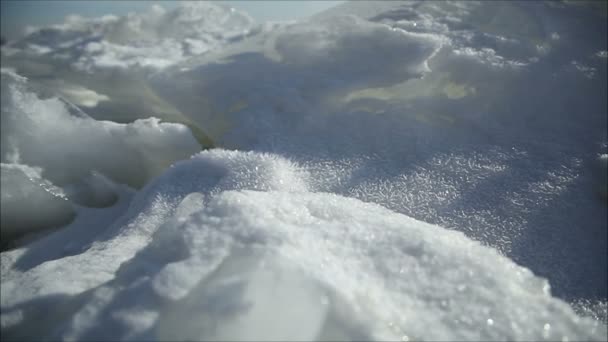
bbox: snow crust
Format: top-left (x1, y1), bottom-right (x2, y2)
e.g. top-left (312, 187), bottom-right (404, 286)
top-left (1, 150), bottom-right (606, 341)
top-left (1, 1), bottom-right (607, 340)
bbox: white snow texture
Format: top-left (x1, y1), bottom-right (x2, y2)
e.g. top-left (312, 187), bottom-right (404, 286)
top-left (1, 1), bottom-right (607, 341)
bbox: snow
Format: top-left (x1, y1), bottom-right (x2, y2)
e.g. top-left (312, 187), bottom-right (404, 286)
top-left (1, 69), bottom-right (201, 239)
top-left (1, 163), bottom-right (74, 242)
top-left (50, 82), bottom-right (110, 108)
top-left (1, 2), bottom-right (256, 72)
top-left (599, 153), bottom-right (608, 199)
top-left (1, 1), bottom-right (607, 340)
top-left (1, 150), bottom-right (606, 341)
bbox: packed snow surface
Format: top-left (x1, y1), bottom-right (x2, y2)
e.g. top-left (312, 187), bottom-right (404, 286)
top-left (1, 1), bottom-right (607, 341)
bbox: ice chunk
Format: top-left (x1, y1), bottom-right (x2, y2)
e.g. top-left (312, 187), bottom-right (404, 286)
top-left (149, 15), bottom-right (444, 147)
top-left (0, 163), bottom-right (74, 243)
top-left (598, 153), bottom-right (607, 200)
top-left (1, 69), bottom-right (202, 188)
top-left (51, 82), bottom-right (110, 108)
top-left (62, 171), bottom-right (118, 208)
top-left (1, 0), bottom-right (606, 339)
top-left (274, 15), bottom-right (444, 87)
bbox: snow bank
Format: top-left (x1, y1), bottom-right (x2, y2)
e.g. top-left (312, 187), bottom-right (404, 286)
top-left (1, 150), bottom-right (605, 341)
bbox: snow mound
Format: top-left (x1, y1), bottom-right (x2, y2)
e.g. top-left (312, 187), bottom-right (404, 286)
top-left (1, 150), bottom-right (605, 341)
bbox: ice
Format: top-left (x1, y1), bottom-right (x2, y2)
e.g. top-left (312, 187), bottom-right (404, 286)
top-left (149, 15), bottom-right (444, 147)
top-left (0, 2), bottom-right (258, 135)
top-left (1, 69), bottom-right (201, 188)
top-left (1, 0), bottom-right (607, 340)
top-left (50, 82), bottom-right (110, 108)
top-left (598, 153), bottom-right (608, 199)
top-left (146, 0), bottom-right (606, 325)
top-left (0, 69), bottom-right (201, 241)
top-left (1, 2), bottom-right (257, 72)
top-left (273, 15), bottom-right (444, 86)
top-left (0, 163), bottom-right (74, 243)
top-left (148, 0), bottom-right (606, 271)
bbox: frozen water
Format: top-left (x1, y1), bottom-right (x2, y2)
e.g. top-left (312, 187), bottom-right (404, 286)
top-left (1, 1), bottom-right (606, 340)
top-left (147, 1), bottom-right (607, 310)
top-left (0, 69), bottom-right (201, 240)
top-left (1, 163), bottom-right (74, 243)
top-left (1, 2), bottom-right (256, 72)
top-left (1, 69), bottom-right (201, 188)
